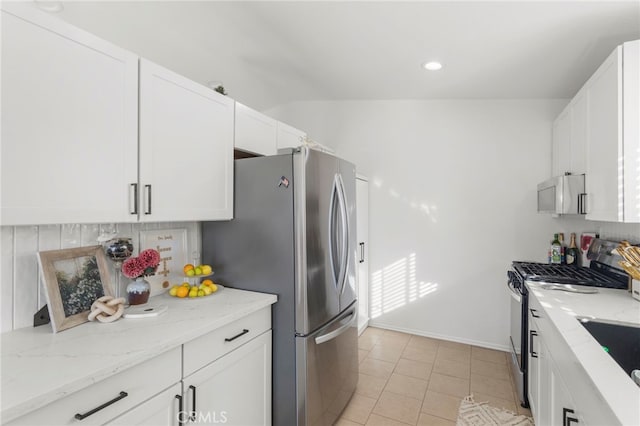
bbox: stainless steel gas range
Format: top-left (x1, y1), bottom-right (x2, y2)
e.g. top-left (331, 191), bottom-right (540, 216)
top-left (507, 239), bottom-right (629, 408)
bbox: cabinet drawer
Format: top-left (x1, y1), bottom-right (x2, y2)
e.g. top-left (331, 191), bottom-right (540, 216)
top-left (8, 348), bottom-right (181, 426)
top-left (183, 307), bottom-right (271, 377)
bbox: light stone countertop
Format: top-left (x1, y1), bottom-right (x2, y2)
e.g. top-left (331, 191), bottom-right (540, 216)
top-left (526, 282), bottom-right (640, 426)
top-left (0, 288), bottom-right (277, 423)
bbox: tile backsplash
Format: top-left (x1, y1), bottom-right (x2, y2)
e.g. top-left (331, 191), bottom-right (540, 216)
top-left (0, 222), bottom-right (200, 332)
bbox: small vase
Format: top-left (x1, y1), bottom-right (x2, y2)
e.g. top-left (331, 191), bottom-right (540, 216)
top-left (126, 277), bottom-right (150, 305)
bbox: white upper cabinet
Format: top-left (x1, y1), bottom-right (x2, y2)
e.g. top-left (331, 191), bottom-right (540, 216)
top-left (139, 60), bottom-right (234, 222)
top-left (552, 107), bottom-right (571, 176)
top-left (1, 4), bottom-right (138, 225)
top-left (551, 89), bottom-right (587, 177)
top-left (276, 121), bottom-right (306, 151)
top-left (1, 5), bottom-right (234, 225)
top-left (234, 103), bottom-right (278, 156)
top-left (585, 40), bottom-right (640, 222)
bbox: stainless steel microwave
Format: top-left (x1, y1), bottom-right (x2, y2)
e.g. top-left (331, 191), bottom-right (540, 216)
top-left (537, 174), bottom-right (586, 215)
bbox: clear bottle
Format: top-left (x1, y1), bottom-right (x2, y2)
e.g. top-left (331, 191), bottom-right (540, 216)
top-left (566, 233), bottom-right (579, 266)
top-left (551, 233), bottom-right (562, 264)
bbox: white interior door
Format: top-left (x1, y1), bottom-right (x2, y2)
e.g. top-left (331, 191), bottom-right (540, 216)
top-left (356, 176), bottom-right (369, 335)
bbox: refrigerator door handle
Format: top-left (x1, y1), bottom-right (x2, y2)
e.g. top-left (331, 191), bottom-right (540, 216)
top-left (328, 176), bottom-right (340, 290)
top-left (314, 309), bottom-right (357, 345)
top-left (335, 173), bottom-right (350, 295)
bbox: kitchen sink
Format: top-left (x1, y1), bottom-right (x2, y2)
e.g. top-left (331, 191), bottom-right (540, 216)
top-left (578, 318), bottom-right (640, 380)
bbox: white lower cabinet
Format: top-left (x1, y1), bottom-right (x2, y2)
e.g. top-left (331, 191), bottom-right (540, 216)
top-left (6, 308), bottom-right (273, 426)
top-left (6, 348), bottom-right (182, 426)
top-left (106, 383), bottom-right (182, 426)
top-left (183, 331), bottom-right (272, 426)
top-left (528, 291), bottom-right (618, 426)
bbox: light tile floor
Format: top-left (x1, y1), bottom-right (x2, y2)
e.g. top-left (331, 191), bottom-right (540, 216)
top-left (337, 327), bottom-right (532, 426)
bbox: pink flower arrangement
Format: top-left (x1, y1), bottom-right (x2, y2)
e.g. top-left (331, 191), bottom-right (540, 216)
top-left (122, 249), bottom-right (160, 279)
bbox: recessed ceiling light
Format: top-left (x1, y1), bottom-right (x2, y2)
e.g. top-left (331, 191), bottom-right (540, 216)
top-left (34, 1), bottom-right (64, 13)
top-left (422, 61), bottom-right (443, 71)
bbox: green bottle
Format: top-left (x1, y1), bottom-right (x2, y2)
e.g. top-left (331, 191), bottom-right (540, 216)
top-left (551, 234), bottom-right (562, 264)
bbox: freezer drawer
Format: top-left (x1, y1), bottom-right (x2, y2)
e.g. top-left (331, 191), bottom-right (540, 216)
top-left (295, 303), bottom-right (358, 426)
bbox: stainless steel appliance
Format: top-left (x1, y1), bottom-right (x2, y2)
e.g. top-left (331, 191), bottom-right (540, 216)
top-left (537, 174), bottom-right (586, 215)
top-left (507, 239), bottom-right (629, 407)
top-left (201, 147), bottom-right (358, 426)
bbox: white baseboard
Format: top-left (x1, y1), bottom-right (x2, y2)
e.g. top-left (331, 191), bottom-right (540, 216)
top-left (368, 320), bottom-right (511, 352)
top-left (358, 318), bottom-right (369, 336)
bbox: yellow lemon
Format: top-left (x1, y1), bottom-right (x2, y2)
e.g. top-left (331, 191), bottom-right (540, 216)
top-left (201, 265), bottom-right (212, 275)
top-left (188, 288), bottom-right (198, 298)
top-left (210, 284), bottom-right (218, 293)
top-left (197, 289), bottom-right (205, 297)
top-left (203, 286), bottom-right (213, 296)
top-left (181, 282), bottom-right (190, 287)
top-left (169, 285), bottom-right (179, 297)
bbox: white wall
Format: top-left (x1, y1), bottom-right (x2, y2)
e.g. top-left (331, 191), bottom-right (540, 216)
top-left (0, 222), bottom-right (200, 333)
top-left (267, 99), bottom-right (639, 350)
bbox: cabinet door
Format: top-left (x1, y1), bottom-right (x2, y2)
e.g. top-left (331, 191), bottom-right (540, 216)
top-left (1, 5), bottom-right (138, 225)
top-left (622, 40), bottom-right (640, 222)
top-left (139, 59), bottom-right (234, 222)
top-left (356, 177), bottom-right (369, 335)
top-left (527, 316), bottom-right (539, 419)
top-left (585, 47), bottom-right (623, 222)
top-left (550, 367), bottom-right (583, 426)
top-left (106, 383), bottom-right (182, 426)
top-left (276, 121), bottom-right (306, 150)
top-left (570, 90), bottom-right (587, 175)
top-left (235, 103), bottom-right (278, 156)
top-left (552, 107), bottom-right (571, 177)
top-left (183, 331), bottom-right (272, 426)
top-left (536, 336), bottom-right (552, 426)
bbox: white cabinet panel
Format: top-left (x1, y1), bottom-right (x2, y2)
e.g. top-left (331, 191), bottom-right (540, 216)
top-left (552, 107), bottom-right (571, 177)
top-left (570, 90), bottom-right (587, 175)
top-left (106, 383), bottom-right (182, 426)
top-left (277, 121), bottom-right (306, 151)
top-left (139, 59), bottom-right (234, 222)
top-left (235, 103), bottom-right (278, 156)
top-left (1, 5), bottom-right (138, 225)
top-left (585, 40), bottom-right (640, 222)
top-left (585, 46), bottom-right (622, 222)
top-left (356, 177), bottom-right (369, 335)
top-left (183, 331), bottom-right (272, 426)
top-left (7, 348), bottom-right (181, 426)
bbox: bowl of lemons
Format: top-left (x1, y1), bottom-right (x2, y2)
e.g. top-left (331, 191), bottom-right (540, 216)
top-left (168, 279), bottom-right (222, 299)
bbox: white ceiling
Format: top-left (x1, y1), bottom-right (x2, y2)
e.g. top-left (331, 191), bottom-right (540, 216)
top-left (54, 1), bottom-right (640, 110)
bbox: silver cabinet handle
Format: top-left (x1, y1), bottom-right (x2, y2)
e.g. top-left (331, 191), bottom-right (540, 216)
top-left (144, 184), bottom-right (152, 215)
top-left (129, 183), bottom-right (138, 215)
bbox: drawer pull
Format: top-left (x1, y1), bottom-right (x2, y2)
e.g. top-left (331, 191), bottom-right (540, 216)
top-left (530, 308), bottom-right (540, 318)
top-left (189, 385), bottom-right (197, 421)
top-left (529, 330), bottom-right (538, 358)
top-left (224, 328), bottom-right (249, 342)
top-left (175, 394), bottom-right (183, 426)
top-left (74, 391), bottom-right (128, 420)
top-left (563, 408), bottom-right (579, 425)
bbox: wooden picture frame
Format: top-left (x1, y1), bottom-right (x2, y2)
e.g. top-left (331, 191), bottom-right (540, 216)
top-left (38, 245), bottom-right (114, 333)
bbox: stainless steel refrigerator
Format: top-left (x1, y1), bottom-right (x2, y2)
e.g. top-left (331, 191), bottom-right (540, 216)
top-left (201, 147), bottom-right (359, 426)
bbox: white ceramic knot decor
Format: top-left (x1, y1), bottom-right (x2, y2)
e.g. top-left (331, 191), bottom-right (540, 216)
top-left (88, 296), bottom-right (127, 323)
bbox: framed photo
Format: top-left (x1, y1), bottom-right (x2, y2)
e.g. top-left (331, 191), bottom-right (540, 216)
top-left (140, 228), bottom-right (188, 296)
top-left (38, 245), bottom-right (114, 333)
